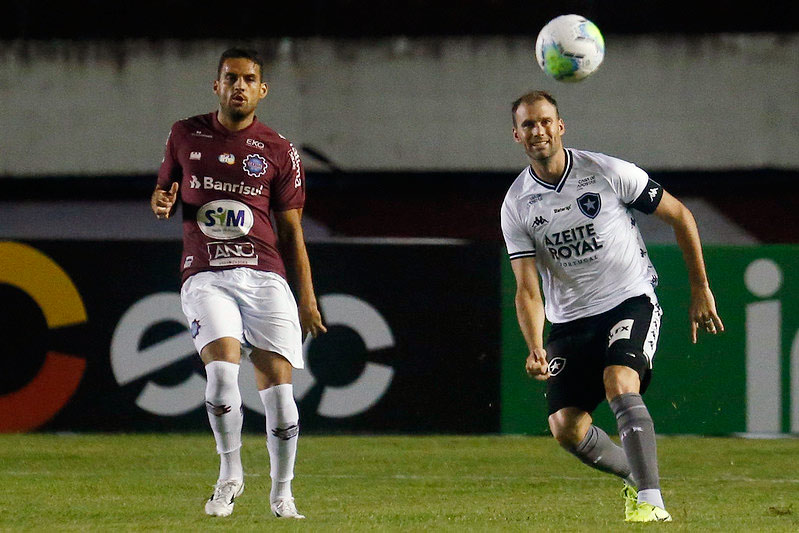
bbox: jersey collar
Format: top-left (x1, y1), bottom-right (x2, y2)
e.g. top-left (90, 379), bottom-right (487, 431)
top-left (527, 149), bottom-right (573, 193)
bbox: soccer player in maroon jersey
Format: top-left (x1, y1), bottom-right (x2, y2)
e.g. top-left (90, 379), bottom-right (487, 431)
top-left (151, 48), bottom-right (326, 519)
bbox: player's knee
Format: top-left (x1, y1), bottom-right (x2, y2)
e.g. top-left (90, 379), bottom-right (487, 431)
top-left (548, 414), bottom-right (585, 449)
top-left (603, 364), bottom-right (640, 400)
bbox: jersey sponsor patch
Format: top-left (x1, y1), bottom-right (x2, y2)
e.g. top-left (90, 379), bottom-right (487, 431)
top-left (608, 319), bottom-right (634, 346)
top-left (243, 153), bottom-right (268, 177)
top-left (197, 200), bottom-right (254, 240)
top-left (206, 240), bottom-right (258, 266)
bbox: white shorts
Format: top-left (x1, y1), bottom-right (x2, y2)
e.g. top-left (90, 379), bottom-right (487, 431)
top-left (180, 268), bottom-right (304, 369)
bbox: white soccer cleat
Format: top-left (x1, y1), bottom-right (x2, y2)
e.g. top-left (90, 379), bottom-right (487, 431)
top-left (205, 479), bottom-right (244, 517)
top-left (271, 497), bottom-right (306, 519)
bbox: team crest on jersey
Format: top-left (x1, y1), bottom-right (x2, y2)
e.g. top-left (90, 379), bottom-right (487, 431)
top-left (577, 192), bottom-right (601, 219)
top-left (243, 153), bottom-right (268, 177)
top-left (548, 357), bottom-right (566, 377)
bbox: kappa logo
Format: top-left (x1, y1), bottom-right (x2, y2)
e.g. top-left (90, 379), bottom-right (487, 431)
top-left (189, 175), bottom-right (201, 188)
top-left (548, 357), bottom-right (566, 376)
top-left (648, 187), bottom-right (659, 201)
top-left (577, 192), bottom-right (601, 219)
top-left (532, 216), bottom-right (549, 227)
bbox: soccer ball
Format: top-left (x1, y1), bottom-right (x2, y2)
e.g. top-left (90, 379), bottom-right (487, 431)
top-left (535, 14), bottom-right (605, 82)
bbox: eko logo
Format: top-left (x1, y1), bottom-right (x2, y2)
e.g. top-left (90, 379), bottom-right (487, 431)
top-left (197, 200), bottom-right (254, 240)
top-left (0, 243), bottom-right (87, 432)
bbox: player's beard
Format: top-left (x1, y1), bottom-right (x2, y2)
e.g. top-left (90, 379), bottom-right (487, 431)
top-left (222, 96), bottom-right (257, 122)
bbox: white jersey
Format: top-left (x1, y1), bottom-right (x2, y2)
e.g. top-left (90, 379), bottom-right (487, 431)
top-left (501, 148), bottom-right (662, 323)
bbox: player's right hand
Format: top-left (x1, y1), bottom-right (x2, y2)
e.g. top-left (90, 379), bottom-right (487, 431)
top-left (525, 347), bottom-right (550, 381)
top-left (151, 182), bottom-right (179, 219)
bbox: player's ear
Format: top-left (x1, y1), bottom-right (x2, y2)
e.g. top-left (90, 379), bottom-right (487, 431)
top-left (558, 118), bottom-right (565, 135)
top-left (213, 79), bottom-right (220, 94)
top-left (259, 82), bottom-right (269, 99)
top-left (512, 127), bottom-right (521, 143)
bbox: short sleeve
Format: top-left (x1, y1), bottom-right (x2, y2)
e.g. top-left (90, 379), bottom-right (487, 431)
top-left (611, 159), bottom-right (650, 204)
top-left (271, 143), bottom-right (305, 211)
top-left (501, 196), bottom-right (536, 260)
top-left (156, 124), bottom-right (182, 189)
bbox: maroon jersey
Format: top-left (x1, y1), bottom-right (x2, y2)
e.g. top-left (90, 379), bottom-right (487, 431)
top-left (157, 112), bottom-right (305, 283)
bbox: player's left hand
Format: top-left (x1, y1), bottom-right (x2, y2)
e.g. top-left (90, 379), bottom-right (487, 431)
top-left (689, 285), bottom-right (724, 344)
top-left (299, 301), bottom-right (327, 340)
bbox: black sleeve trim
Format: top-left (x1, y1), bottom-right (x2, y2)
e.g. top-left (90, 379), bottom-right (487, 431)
top-left (509, 251), bottom-right (536, 260)
top-left (629, 178), bottom-right (663, 214)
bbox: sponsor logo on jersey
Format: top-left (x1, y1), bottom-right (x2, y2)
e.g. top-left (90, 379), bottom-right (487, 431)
top-left (243, 153), bottom-right (268, 177)
top-left (246, 138), bottom-right (265, 150)
top-left (548, 357), bottom-right (566, 376)
top-left (532, 216), bottom-right (549, 227)
top-left (183, 255), bottom-right (194, 268)
top-left (544, 223), bottom-right (604, 261)
top-left (288, 144), bottom-right (302, 188)
top-left (218, 153), bottom-right (235, 165)
top-left (206, 241), bottom-right (258, 266)
top-left (554, 204), bottom-right (571, 213)
top-left (577, 192), bottom-right (601, 219)
top-left (608, 319), bottom-right (634, 346)
top-left (191, 130), bottom-right (213, 139)
top-left (527, 193), bottom-right (543, 205)
top-left (577, 175), bottom-right (596, 189)
top-left (190, 151), bottom-right (202, 160)
top-left (197, 200), bottom-right (254, 240)
top-left (190, 175), bottom-right (263, 196)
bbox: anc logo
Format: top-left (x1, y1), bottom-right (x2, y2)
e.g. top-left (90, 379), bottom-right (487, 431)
top-left (0, 242), bottom-right (87, 432)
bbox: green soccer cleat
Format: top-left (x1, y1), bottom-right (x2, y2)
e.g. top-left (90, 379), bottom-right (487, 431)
top-left (625, 501), bottom-right (673, 523)
top-left (621, 483), bottom-right (638, 520)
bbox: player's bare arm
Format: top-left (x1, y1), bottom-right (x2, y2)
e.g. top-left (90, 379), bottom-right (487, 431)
top-left (151, 182), bottom-right (179, 219)
top-left (274, 208), bottom-right (327, 340)
top-left (654, 190), bottom-right (724, 343)
top-left (510, 256), bottom-right (550, 380)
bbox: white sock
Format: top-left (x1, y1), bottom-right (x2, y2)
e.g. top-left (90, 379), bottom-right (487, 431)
top-left (205, 361), bottom-right (243, 482)
top-left (259, 384), bottom-right (299, 502)
top-left (638, 488), bottom-right (665, 509)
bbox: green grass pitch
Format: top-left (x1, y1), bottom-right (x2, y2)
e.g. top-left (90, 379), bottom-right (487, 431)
top-left (1, 433), bottom-right (798, 531)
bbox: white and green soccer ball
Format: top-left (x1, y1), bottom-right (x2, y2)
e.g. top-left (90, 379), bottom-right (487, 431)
top-left (535, 14), bottom-right (605, 82)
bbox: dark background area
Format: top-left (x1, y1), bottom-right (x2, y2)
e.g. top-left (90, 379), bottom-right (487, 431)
top-left (3, 1), bottom-right (796, 40)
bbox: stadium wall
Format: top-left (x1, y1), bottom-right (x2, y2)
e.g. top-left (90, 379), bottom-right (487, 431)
top-left (1, 34), bottom-right (797, 177)
top-left (2, 240), bottom-right (798, 435)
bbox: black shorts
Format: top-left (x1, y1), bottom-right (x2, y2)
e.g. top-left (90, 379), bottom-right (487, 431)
top-left (545, 294), bottom-right (662, 416)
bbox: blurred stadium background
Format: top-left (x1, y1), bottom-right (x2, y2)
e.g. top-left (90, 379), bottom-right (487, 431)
top-left (1, 0), bottom-right (797, 438)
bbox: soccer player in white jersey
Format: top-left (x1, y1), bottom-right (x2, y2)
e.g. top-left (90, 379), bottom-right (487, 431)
top-left (501, 91), bottom-right (724, 523)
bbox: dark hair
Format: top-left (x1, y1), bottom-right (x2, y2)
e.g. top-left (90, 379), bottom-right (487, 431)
top-left (511, 90), bottom-right (560, 125)
top-left (217, 48), bottom-right (264, 80)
